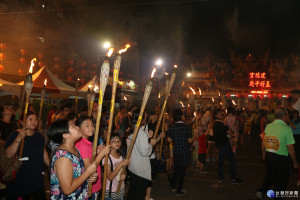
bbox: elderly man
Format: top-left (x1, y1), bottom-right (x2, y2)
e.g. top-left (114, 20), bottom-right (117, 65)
top-left (256, 107), bottom-right (298, 200)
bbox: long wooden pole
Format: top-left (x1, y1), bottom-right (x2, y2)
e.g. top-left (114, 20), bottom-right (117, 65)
top-left (88, 58), bottom-right (110, 196)
top-left (19, 73), bottom-right (33, 158)
top-left (158, 74), bottom-right (170, 160)
top-left (88, 91), bottom-right (95, 117)
top-left (74, 79), bottom-right (79, 114)
top-left (116, 68), bottom-right (156, 193)
top-left (101, 53), bottom-right (121, 200)
top-left (153, 65), bottom-right (177, 139)
top-left (38, 84), bottom-right (46, 131)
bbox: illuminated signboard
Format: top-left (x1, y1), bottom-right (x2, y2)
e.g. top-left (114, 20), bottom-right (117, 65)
top-left (249, 72), bottom-right (271, 88)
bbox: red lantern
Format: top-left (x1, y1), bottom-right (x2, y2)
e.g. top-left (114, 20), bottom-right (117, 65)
top-left (37, 53), bottom-right (44, 59)
top-left (91, 71), bottom-right (96, 76)
top-left (38, 61), bottom-right (43, 67)
top-left (20, 49), bottom-right (26, 55)
top-left (20, 57), bottom-right (26, 64)
top-left (278, 94), bottom-right (282, 99)
top-left (226, 93), bottom-right (230, 98)
top-left (54, 64), bottom-right (60, 70)
top-left (268, 94), bottom-right (273, 99)
top-left (119, 78), bottom-right (123, 82)
top-left (259, 95), bottom-right (264, 99)
top-left (68, 59), bottom-right (74, 65)
top-left (236, 93), bottom-right (241, 98)
top-left (67, 76), bottom-right (73, 81)
top-left (127, 80), bottom-right (130, 83)
top-left (92, 64), bottom-right (97, 69)
top-left (0, 53), bottom-right (6, 61)
top-left (81, 62), bottom-right (87, 67)
top-left (0, 43), bottom-right (7, 50)
top-left (252, 94), bottom-right (257, 99)
top-left (244, 93), bottom-right (248, 98)
top-left (81, 69), bottom-right (86, 75)
top-left (17, 69), bottom-right (24, 75)
top-left (54, 57), bottom-right (60, 62)
top-left (0, 65), bottom-right (4, 72)
top-left (67, 67), bottom-right (74, 73)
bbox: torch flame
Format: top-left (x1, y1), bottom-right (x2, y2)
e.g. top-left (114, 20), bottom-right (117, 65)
top-left (174, 65), bottom-right (178, 69)
top-left (151, 68), bottom-right (156, 78)
top-left (165, 72), bottom-right (169, 75)
top-left (198, 88), bottom-right (202, 96)
top-left (29, 58), bottom-right (37, 73)
top-left (232, 99), bottom-right (236, 105)
top-left (124, 96), bottom-right (127, 101)
top-left (44, 79), bottom-right (47, 86)
top-left (189, 87), bottom-right (196, 95)
top-left (219, 91), bottom-right (221, 97)
top-left (118, 44), bottom-right (131, 54)
top-left (187, 94), bottom-right (189, 98)
top-left (158, 93), bottom-right (161, 99)
top-left (88, 84), bottom-right (93, 89)
top-left (212, 97), bottom-right (215, 102)
top-left (180, 101), bottom-right (184, 107)
top-left (188, 104), bottom-right (190, 107)
top-left (220, 102), bottom-right (223, 105)
top-left (194, 112), bottom-right (196, 117)
top-left (106, 48), bottom-right (115, 57)
top-left (94, 85), bottom-right (99, 92)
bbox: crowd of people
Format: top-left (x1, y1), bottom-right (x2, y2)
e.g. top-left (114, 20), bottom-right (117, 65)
top-left (0, 89), bottom-right (300, 200)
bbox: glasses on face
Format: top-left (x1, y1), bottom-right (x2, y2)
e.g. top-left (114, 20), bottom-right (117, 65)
top-left (110, 140), bottom-right (121, 144)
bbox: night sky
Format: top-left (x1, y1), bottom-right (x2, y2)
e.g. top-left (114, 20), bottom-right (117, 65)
top-left (2, 0), bottom-right (300, 74)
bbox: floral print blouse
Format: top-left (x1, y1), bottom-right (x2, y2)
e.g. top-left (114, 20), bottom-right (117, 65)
top-left (50, 149), bottom-right (88, 200)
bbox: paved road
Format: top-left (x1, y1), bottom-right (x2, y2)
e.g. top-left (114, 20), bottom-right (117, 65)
top-left (151, 136), bottom-right (299, 200)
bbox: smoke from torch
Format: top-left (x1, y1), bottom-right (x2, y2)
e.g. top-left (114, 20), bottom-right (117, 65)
top-left (106, 48), bottom-right (114, 57)
top-left (29, 58), bottom-right (37, 73)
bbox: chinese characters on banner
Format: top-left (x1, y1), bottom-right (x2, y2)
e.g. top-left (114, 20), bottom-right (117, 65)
top-left (249, 72), bottom-right (271, 88)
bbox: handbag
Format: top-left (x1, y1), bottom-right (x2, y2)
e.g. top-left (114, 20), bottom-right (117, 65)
top-left (0, 143), bottom-right (23, 183)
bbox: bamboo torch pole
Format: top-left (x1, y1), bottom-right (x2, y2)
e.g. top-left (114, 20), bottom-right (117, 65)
top-left (158, 73), bottom-right (170, 160)
top-left (101, 50), bottom-right (123, 200)
top-left (74, 78), bottom-right (79, 114)
top-left (88, 90), bottom-right (95, 117)
top-left (153, 65), bottom-right (177, 139)
top-left (88, 48), bottom-right (114, 196)
top-left (38, 79), bottom-right (47, 132)
top-left (20, 58), bottom-right (36, 158)
top-left (116, 67), bottom-right (156, 193)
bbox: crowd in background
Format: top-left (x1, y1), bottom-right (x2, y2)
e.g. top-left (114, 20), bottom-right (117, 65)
top-left (0, 90), bottom-right (299, 200)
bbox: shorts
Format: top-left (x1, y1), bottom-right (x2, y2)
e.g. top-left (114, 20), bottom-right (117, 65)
top-left (208, 135), bottom-right (215, 142)
top-left (198, 153), bottom-right (206, 164)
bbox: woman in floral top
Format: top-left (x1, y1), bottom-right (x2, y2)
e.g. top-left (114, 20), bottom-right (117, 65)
top-left (48, 119), bottom-right (110, 199)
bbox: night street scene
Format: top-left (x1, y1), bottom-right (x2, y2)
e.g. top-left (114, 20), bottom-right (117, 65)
top-left (0, 0), bottom-right (300, 200)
